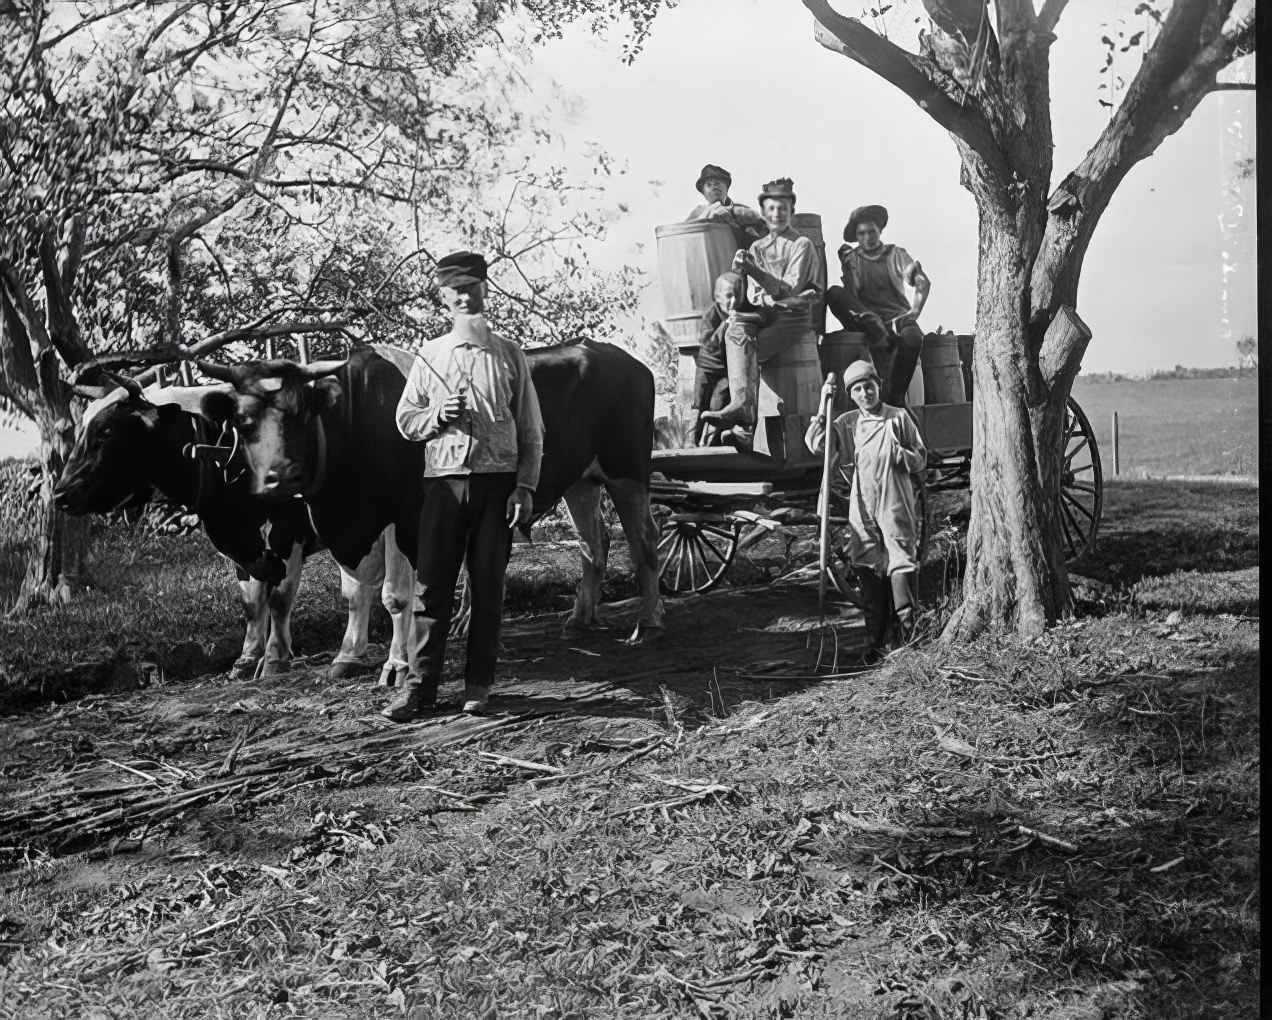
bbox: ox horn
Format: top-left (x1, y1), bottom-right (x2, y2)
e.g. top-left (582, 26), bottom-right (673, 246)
top-left (70, 347), bottom-right (187, 383)
top-left (192, 359), bottom-right (244, 384)
top-left (104, 371), bottom-right (146, 401)
top-left (295, 358), bottom-right (348, 381)
top-left (70, 382), bottom-right (112, 400)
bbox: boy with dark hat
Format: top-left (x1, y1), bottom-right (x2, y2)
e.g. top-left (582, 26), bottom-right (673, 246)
top-left (805, 359), bottom-right (927, 661)
top-left (383, 251), bottom-right (544, 721)
top-left (825, 204), bottom-right (931, 406)
top-left (687, 163), bottom-right (764, 248)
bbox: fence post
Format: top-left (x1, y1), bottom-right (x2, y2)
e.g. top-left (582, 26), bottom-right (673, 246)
top-left (1112, 411), bottom-right (1120, 477)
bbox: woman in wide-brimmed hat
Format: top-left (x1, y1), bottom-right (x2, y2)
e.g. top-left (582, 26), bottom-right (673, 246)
top-left (685, 163), bottom-right (763, 246)
top-left (825, 204), bottom-right (930, 406)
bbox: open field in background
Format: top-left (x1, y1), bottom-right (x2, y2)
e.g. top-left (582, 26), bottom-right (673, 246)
top-left (0, 479), bottom-right (1260, 1018)
top-left (1070, 375), bottom-right (1257, 479)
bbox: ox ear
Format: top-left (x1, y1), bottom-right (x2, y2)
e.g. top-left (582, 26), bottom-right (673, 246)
top-left (312, 377), bottom-right (343, 412)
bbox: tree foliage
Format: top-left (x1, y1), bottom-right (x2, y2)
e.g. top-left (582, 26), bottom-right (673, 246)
top-left (0, 0), bottom-right (673, 608)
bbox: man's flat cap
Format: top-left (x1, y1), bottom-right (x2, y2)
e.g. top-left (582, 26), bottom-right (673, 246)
top-left (435, 251), bottom-right (488, 288)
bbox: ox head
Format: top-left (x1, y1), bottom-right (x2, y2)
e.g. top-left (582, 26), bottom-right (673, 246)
top-left (53, 375), bottom-right (161, 516)
top-left (53, 376), bottom-right (238, 516)
top-left (194, 357), bottom-right (347, 500)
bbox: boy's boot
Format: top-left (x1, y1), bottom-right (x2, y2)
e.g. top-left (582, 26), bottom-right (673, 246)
top-left (702, 320), bottom-right (760, 449)
top-left (890, 569), bottom-right (918, 644)
top-left (855, 568), bottom-right (892, 661)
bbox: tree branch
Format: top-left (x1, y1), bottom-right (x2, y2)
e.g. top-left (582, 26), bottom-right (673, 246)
top-left (1032, 0), bottom-right (1248, 382)
top-left (803, 0), bottom-right (1001, 162)
top-left (1035, 0), bottom-right (1069, 36)
top-left (39, 226), bottom-right (89, 369)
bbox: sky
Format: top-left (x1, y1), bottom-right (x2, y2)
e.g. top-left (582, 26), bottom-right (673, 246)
top-left (0, 0), bottom-right (1256, 459)
top-left (526, 0), bottom-right (1256, 376)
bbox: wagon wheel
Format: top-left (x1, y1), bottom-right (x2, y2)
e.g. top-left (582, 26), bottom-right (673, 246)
top-left (657, 514), bottom-right (740, 596)
top-left (1059, 397), bottom-right (1103, 563)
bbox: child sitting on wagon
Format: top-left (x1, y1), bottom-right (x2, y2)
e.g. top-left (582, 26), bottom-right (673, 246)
top-left (692, 270), bottom-right (749, 446)
top-left (805, 359), bottom-right (927, 661)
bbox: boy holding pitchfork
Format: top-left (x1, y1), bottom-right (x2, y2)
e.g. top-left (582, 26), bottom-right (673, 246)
top-left (806, 359), bottom-right (927, 662)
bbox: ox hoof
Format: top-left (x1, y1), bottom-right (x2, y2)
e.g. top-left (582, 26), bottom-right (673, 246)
top-left (329, 658), bottom-right (375, 680)
top-left (625, 623), bottom-right (665, 646)
top-left (257, 658), bottom-right (292, 679)
top-left (378, 661), bottom-right (408, 688)
top-left (230, 656), bottom-right (262, 681)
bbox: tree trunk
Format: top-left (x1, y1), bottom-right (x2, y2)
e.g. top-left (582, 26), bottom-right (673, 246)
top-left (943, 220), bottom-right (1073, 641)
top-left (12, 425), bottom-right (91, 614)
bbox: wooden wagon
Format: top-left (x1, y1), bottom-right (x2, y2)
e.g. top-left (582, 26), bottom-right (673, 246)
top-left (648, 219), bottom-right (1102, 596)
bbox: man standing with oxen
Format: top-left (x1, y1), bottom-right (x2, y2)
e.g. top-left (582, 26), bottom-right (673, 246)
top-left (382, 251), bottom-right (544, 721)
top-left (825, 205), bottom-right (931, 407)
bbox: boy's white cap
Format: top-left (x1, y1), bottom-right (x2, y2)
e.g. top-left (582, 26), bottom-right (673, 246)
top-left (842, 359), bottom-right (880, 390)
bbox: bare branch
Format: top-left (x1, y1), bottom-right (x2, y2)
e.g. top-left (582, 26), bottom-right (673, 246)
top-left (803, 0), bottom-right (1001, 162)
top-left (1036, 0), bottom-right (1069, 36)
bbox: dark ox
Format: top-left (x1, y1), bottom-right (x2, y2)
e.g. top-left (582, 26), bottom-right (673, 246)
top-left (194, 342), bottom-right (664, 652)
top-left (52, 383), bottom-right (410, 681)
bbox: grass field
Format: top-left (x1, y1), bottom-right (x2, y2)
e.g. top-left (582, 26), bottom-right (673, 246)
top-left (0, 481), bottom-right (1259, 1019)
top-left (1070, 375), bottom-right (1257, 479)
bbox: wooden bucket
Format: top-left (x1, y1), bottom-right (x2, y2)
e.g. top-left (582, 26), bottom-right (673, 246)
top-left (791, 212), bottom-right (828, 335)
top-left (655, 221), bottom-right (738, 344)
top-left (920, 333), bottom-right (966, 404)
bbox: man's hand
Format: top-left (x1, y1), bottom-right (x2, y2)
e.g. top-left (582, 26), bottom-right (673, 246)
top-left (507, 485), bottom-right (534, 529)
top-left (438, 391), bottom-right (468, 425)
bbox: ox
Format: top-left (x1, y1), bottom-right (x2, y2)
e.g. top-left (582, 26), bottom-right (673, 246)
top-left (189, 342), bottom-right (664, 683)
top-left (52, 381), bottom-right (411, 682)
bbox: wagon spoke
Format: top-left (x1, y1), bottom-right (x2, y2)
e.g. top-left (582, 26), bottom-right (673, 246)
top-left (1064, 435), bottom-right (1090, 462)
top-left (1069, 463), bottom-right (1095, 475)
top-left (1065, 480), bottom-right (1099, 494)
top-left (1059, 507), bottom-right (1079, 558)
top-left (1062, 490), bottom-right (1095, 520)
top-left (1061, 501), bottom-right (1086, 557)
top-left (697, 530), bottom-right (728, 564)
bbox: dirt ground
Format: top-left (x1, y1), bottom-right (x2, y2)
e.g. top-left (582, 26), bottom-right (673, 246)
top-left (0, 480), bottom-right (1259, 1019)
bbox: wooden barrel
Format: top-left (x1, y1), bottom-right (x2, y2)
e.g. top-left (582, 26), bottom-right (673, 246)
top-left (791, 212), bottom-right (828, 335)
top-left (920, 333), bottom-right (966, 404)
top-left (907, 358), bottom-right (926, 407)
top-left (759, 333), bottom-right (822, 421)
top-left (655, 221), bottom-right (738, 344)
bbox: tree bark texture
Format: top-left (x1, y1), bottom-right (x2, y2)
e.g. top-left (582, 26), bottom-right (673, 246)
top-left (14, 433), bottom-right (92, 614)
top-left (804, 0), bottom-right (1251, 638)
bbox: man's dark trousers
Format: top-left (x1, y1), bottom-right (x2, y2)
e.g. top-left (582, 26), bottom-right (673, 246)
top-left (405, 472), bottom-right (516, 700)
top-left (825, 286), bottom-right (923, 406)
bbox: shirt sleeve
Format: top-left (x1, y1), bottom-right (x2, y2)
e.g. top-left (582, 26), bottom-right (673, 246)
top-left (891, 246), bottom-right (921, 289)
top-left (749, 236), bottom-right (817, 308)
top-left (396, 353), bottom-right (446, 441)
top-left (892, 410), bottom-right (927, 474)
top-left (508, 345), bottom-right (544, 492)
